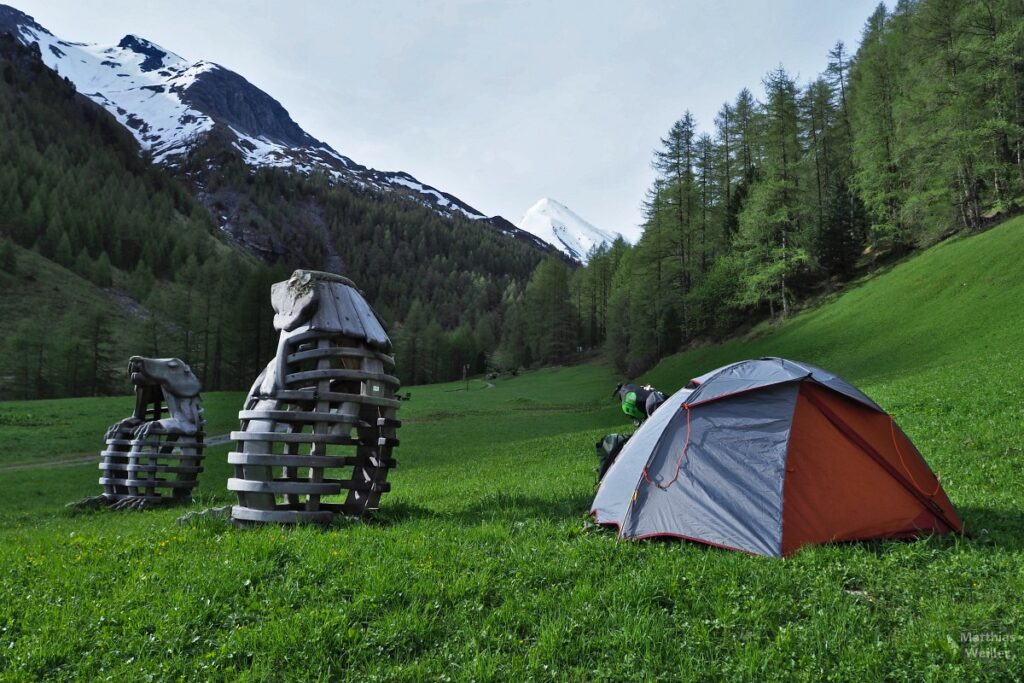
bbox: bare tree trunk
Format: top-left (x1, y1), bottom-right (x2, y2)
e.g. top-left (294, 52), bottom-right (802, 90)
top-left (781, 232), bottom-right (789, 318)
top-left (810, 105), bottom-right (824, 233)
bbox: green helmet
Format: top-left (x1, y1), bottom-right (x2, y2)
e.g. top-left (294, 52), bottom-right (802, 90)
top-left (621, 391), bottom-right (645, 420)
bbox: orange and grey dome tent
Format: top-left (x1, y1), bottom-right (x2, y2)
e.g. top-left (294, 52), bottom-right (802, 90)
top-left (591, 358), bottom-right (963, 557)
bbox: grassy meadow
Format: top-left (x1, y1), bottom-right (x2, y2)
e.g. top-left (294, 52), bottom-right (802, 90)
top-left (2, 218), bottom-right (1024, 680)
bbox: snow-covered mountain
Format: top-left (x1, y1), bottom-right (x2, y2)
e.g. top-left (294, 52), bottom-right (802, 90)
top-left (0, 3), bottom-right (550, 247)
top-left (517, 198), bottom-right (621, 263)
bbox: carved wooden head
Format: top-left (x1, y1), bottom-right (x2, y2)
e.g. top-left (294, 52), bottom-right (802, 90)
top-left (128, 356), bottom-right (202, 398)
top-left (268, 271), bottom-right (390, 351)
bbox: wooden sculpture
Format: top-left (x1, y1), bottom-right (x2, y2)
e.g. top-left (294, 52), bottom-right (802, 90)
top-left (80, 356), bottom-right (205, 510)
top-left (228, 270), bottom-right (401, 525)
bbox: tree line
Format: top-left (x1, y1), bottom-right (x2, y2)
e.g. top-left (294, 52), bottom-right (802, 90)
top-left (0, 38), bottom-right (323, 397)
top-left (496, 0), bottom-right (1024, 377)
top-left (5, 0), bottom-right (1022, 395)
top-left (0, 35), bottom-right (543, 396)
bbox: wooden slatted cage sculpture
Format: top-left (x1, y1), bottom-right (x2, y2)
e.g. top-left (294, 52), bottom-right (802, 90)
top-left (228, 270), bottom-right (401, 525)
top-left (96, 357), bottom-right (206, 510)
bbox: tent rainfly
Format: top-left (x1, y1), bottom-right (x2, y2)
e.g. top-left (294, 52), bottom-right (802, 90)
top-left (591, 358), bottom-right (963, 557)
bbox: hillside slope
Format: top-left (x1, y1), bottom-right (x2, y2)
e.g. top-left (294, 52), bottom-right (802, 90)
top-left (0, 34), bottom-right (287, 398)
top-left (0, 220), bottom-right (1021, 678)
top-left (0, 2), bottom-right (556, 260)
top-left (0, 31), bottom-right (549, 394)
top-left (635, 214), bottom-right (1024, 560)
top-left (643, 216), bottom-right (1024, 391)
top-left (0, 4), bottom-right (503, 226)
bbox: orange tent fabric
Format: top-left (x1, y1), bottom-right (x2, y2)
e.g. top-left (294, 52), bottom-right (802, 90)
top-left (782, 383), bottom-right (962, 555)
top-left (592, 358), bottom-right (964, 557)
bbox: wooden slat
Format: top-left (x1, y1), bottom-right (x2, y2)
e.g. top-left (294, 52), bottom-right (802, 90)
top-left (272, 389), bottom-right (400, 408)
top-left (125, 464), bottom-right (204, 474)
top-left (227, 452), bottom-right (396, 468)
top-left (133, 440), bottom-right (205, 450)
top-left (126, 453), bottom-right (205, 461)
top-left (101, 477), bottom-right (196, 489)
top-left (227, 477), bottom-right (343, 495)
top-left (337, 479), bottom-right (391, 493)
top-left (238, 410), bottom-right (367, 427)
top-left (231, 431), bottom-right (364, 445)
top-left (228, 452), bottom-right (345, 468)
top-left (230, 506), bottom-right (336, 524)
top-left (287, 346), bottom-right (395, 368)
top-left (283, 368), bottom-right (400, 387)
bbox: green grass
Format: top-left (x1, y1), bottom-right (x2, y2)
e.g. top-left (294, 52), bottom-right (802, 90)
top-left (0, 392), bottom-right (245, 466)
top-left (0, 245), bottom-right (136, 402)
top-left (642, 215), bottom-right (1024, 392)
top-left (0, 245), bottom-right (126, 335)
top-left (2, 219), bottom-right (1024, 680)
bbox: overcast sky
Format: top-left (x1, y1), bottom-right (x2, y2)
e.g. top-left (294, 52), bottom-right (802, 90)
top-left (21, 0), bottom-right (880, 239)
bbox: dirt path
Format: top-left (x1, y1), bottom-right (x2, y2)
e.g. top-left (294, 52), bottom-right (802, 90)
top-left (0, 433), bottom-right (232, 472)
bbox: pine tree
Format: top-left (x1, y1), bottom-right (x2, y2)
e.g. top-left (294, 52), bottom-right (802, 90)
top-left (714, 103), bottom-right (737, 238)
top-left (522, 257), bottom-right (576, 364)
top-left (82, 306), bottom-right (114, 396)
top-left (653, 113), bottom-right (699, 316)
top-left (816, 173), bottom-right (867, 277)
top-left (826, 40), bottom-right (852, 135)
top-left (733, 88), bottom-right (761, 179)
top-left (127, 261), bottom-right (155, 301)
top-left (0, 239), bottom-right (15, 273)
top-left (604, 249), bottom-right (636, 372)
top-left (54, 232), bottom-right (73, 268)
top-left (695, 132), bottom-right (717, 274)
top-left (73, 247), bottom-right (93, 280)
top-left (394, 299), bottom-right (428, 384)
top-left (94, 251), bottom-right (113, 287)
top-left (4, 317), bottom-right (50, 399)
top-left (850, 3), bottom-right (909, 245)
top-left (735, 67), bottom-right (807, 318)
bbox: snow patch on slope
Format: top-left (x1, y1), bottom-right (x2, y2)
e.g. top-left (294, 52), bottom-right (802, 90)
top-left (3, 5), bottom-right (507, 226)
top-left (388, 174), bottom-right (487, 220)
top-left (517, 198), bottom-right (621, 263)
top-left (18, 22), bottom-right (216, 161)
top-left (23, 25), bottom-right (491, 219)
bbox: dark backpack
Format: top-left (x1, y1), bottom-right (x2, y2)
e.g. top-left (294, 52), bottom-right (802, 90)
top-left (596, 433), bottom-right (630, 482)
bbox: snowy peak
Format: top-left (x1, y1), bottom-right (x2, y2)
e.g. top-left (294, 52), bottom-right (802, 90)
top-left (0, 3), bottom-right (551, 234)
top-left (517, 198), bottom-right (621, 263)
top-left (116, 34), bottom-right (185, 72)
top-left (2, 13), bottom-right (217, 163)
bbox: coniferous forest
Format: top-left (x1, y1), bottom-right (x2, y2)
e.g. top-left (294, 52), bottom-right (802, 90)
top-left (2, 0), bottom-right (1023, 397)
top-left (0, 35), bottom-right (542, 398)
top-left (503, 0), bottom-right (1024, 376)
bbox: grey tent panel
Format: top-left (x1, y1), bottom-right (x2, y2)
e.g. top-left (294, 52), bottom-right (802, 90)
top-left (592, 386), bottom-right (693, 526)
top-left (686, 361), bottom-right (744, 388)
top-left (620, 383), bottom-right (797, 556)
top-left (683, 359), bottom-right (791, 404)
top-left (778, 359), bottom-right (881, 411)
top-left (684, 357), bottom-right (881, 412)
